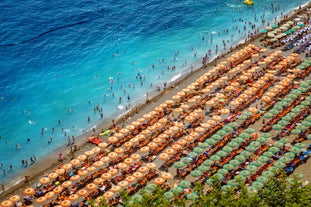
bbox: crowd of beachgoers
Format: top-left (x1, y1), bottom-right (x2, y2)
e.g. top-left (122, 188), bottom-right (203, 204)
top-left (1, 4), bottom-right (311, 207)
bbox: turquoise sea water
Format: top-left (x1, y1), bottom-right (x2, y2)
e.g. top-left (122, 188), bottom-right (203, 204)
top-left (0, 0), bottom-right (309, 185)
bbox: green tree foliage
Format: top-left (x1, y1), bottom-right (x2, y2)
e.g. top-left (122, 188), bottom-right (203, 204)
top-left (89, 173), bottom-right (311, 207)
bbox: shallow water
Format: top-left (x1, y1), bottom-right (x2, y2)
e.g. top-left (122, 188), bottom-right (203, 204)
top-left (0, 0), bottom-right (309, 184)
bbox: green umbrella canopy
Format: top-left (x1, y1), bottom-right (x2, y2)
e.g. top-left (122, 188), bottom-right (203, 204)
top-left (186, 192), bottom-right (199, 200)
top-left (247, 186), bottom-right (258, 193)
top-left (146, 183), bottom-right (157, 191)
top-left (252, 160), bottom-right (263, 166)
top-left (283, 97), bottom-right (293, 102)
top-left (228, 179), bottom-right (240, 186)
top-left (291, 129), bottom-right (301, 135)
top-left (193, 147), bottom-right (204, 154)
top-left (252, 181), bottom-right (264, 189)
top-left (216, 150), bottom-right (227, 158)
top-left (210, 155), bottom-right (221, 161)
top-left (258, 137), bottom-right (267, 143)
top-left (246, 146), bottom-right (257, 152)
top-left (282, 115), bottom-right (292, 121)
top-left (240, 151), bottom-right (251, 157)
top-left (213, 173), bottom-right (224, 180)
top-left (279, 138), bottom-right (289, 144)
top-left (188, 152), bottom-right (198, 158)
top-left (229, 159), bottom-right (240, 166)
top-left (269, 109), bottom-right (280, 115)
top-left (206, 178), bottom-right (214, 185)
top-left (164, 191), bottom-right (175, 200)
top-left (295, 125), bottom-right (307, 131)
top-left (216, 130), bottom-right (227, 136)
top-left (246, 165), bottom-right (257, 172)
top-left (284, 152), bottom-right (295, 158)
top-left (295, 142), bottom-right (306, 148)
top-left (291, 107), bottom-right (301, 113)
top-left (306, 116), bottom-right (311, 122)
top-left (263, 151), bottom-right (274, 157)
top-left (132, 194), bottom-right (143, 202)
top-left (272, 124), bottom-right (283, 131)
top-left (274, 141), bottom-right (284, 148)
top-left (277, 120), bottom-right (288, 126)
top-left (174, 161), bottom-right (186, 168)
top-left (263, 112), bottom-right (274, 119)
top-left (238, 114), bottom-right (248, 120)
top-left (242, 111), bottom-right (253, 117)
top-left (234, 175), bottom-right (246, 181)
top-left (301, 100), bottom-right (311, 106)
top-left (178, 180), bottom-right (191, 189)
top-left (307, 134), bottom-right (311, 140)
top-left (262, 170), bottom-right (274, 177)
top-left (198, 165), bottom-right (210, 172)
top-left (228, 122), bottom-right (239, 128)
top-left (291, 89), bottom-right (302, 95)
top-left (223, 146), bottom-right (233, 152)
top-left (296, 105), bottom-right (306, 110)
top-left (240, 170), bottom-right (251, 177)
top-left (233, 137), bottom-right (244, 144)
top-left (273, 105), bottom-right (284, 111)
top-left (218, 168), bottom-right (229, 175)
top-left (223, 126), bottom-right (233, 132)
top-left (202, 159), bottom-right (214, 166)
top-left (191, 169), bottom-right (203, 177)
top-left (181, 157), bottom-right (192, 164)
top-left (290, 146), bottom-right (301, 154)
top-left (287, 112), bottom-right (297, 118)
top-left (277, 101), bottom-right (288, 106)
top-left (235, 155), bottom-right (246, 161)
top-left (287, 94), bottom-right (298, 99)
top-left (293, 172), bottom-right (304, 179)
top-left (269, 146), bottom-right (280, 153)
top-left (257, 176), bottom-right (269, 184)
top-left (301, 120), bottom-right (311, 127)
top-left (198, 142), bottom-right (209, 149)
top-left (260, 132), bottom-right (271, 138)
top-left (228, 141), bottom-right (240, 148)
top-left (274, 161), bottom-right (286, 169)
top-left (250, 141), bottom-right (261, 147)
top-left (239, 132), bottom-right (250, 139)
top-left (223, 164), bottom-right (235, 170)
top-left (171, 186), bottom-right (183, 194)
top-left (212, 134), bottom-right (223, 141)
top-left (279, 156), bottom-right (291, 163)
top-left (222, 185), bottom-right (232, 192)
top-left (206, 138), bottom-right (216, 145)
top-left (244, 128), bottom-right (256, 134)
top-left (258, 156), bottom-right (269, 162)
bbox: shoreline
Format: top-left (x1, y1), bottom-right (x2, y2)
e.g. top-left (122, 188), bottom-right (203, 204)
top-left (1, 0), bottom-right (311, 199)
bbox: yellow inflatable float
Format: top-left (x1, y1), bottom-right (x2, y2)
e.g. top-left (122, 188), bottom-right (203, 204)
top-left (244, 0), bottom-right (254, 5)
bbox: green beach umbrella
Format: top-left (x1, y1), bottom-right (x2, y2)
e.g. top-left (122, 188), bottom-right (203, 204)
top-left (212, 134), bottom-right (223, 141)
top-left (291, 89), bottom-right (302, 95)
top-left (274, 161), bottom-right (285, 169)
top-left (223, 126), bottom-right (233, 133)
top-left (258, 156), bottom-right (269, 162)
top-left (240, 170), bottom-right (251, 177)
top-left (306, 116), bottom-right (311, 121)
top-left (181, 157), bottom-right (192, 164)
top-left (216, 130), bottom-right (227, 136)
top-left (262, 170), bottom-right (274, 177)
top-left (174, 161), bottom-right (185, 169)
top-left (258, 137), bottom-right (267, 143)
top-left (216, 150), bottom-right (227, 158)
top-left (279, 156), bottom-right (291, 163)
top-left (198, 165), bottom-right (209, 173)
top-left (202, 159), bottom-right (214, 166)
top-left (235, 155), bottom-right (246, 161)
top-left (244, 128), bottom-right (255, 134)
top-left (261, 132), bottom-right (271, 138)
top-left (164, 191), bottom-right (175, 200)
top-left (246, 146), bottom-right (257, 152)
top-left (295, 125), bottom-right (307, 131)
top-left (295, 143), bottom-right (306, 149)
top-left (235, 175), bottom-right (246, 181)
top-left (243, 111), bottom-right (253, 117)
top-left (252, 181), bottom-right (264, 189)
top-left (228, 141), bottom-right (239, 148)
top-left (246, 165), bottom-right (257, 172)
top-left (277, 120), bottom-right (288, 126)
top-left (229, 159), bottom-right (240, 166)
top-left (233, 137), bottom-right (244, 144)
top-left (291, 129), bottom-right (301, 135)
top-left (198, 142), bottom-right (209, 149)
top-left (223, 164), bottom-right (235, 170)
top-left (263, 151), bottom-right (274, 157)
top-left (274, 141), bottom-right (284, 148)
top-left (301, 120), bottom-right (311, 127)
top-left (146, 183), bottom-right (157, 191)
top-left (252, 160), bottom-right (263, 167)
top-left (250, 141), bottom-right (261, 147)
top-left (218, 168), bottom-right (229, 175)
top-left (287, 94), bottom-right (298, 99)
top-left (286, 177), bottom-right (296, 185)
top-left (282, 115), bottom-right (292, 121)
top-left (257, 176), bottom-right (269, 184)
top-left (290, 147), bottom-right (301, 154)
top-left (186, 192), bottom-right (199, 200)
top-left (178, 180), bottom-right (191, 189)
top-left (206, 139), bottom-right (216, 145)
top-left (269, 146), bottom-right (280, 153)
top-left (277, 101), bottom-right (288, 106)
top-left (247, 186), bottom-right (258, 193)
top-left (293, 172), bottom-right (304, 179)
top-left (272, 124), bottom-right (283, 131)
top-left (238, 114), bottom-right (248, 120)
top-left (223, 146), bottom-right (233, 152)
top-left (228, 179), bottom-right (239, 186)
top-left (190, 170), bottom-right (202, 177)
top-left (269, 109), bottom-right (280, 115)
top-left (287, 112), bottom-right (297, 117)
top-left (210, 155), bottom-right (221, 161)
top-left (307, 134), bottom-right (311, 140)
top-left (132, 194), bottom-right (143, 202)
top-left (187, 152), bottom-right (198, 158)
top-left (228, 122), bottom-right (239, 128)
top-left (171, 186), bottom-right (183, 194)
top-left (239, 133), bottom-right (250, 139)
top-left (273, 105), bottom-right (284, 111)
top-left (291, 108), bottom-right (301, 113)
top-left (279, 138), bottom-right (289, 144)
top-left (283, 97), bottom-right (293, 102)
top-left (263, 113), bottom-right (274, 119)
top-left (222, 185), bottom-right (232, 192)
top-left (284, 152), bottom-right (295, 158)
top-left (193, 147), bottom-right (204, 154)
top-left (206, 178), bottom-right (214, 185)
top-left (213, 173), bottom-right (224, 180)
top-left (240, 151), bottom-right (251, 157)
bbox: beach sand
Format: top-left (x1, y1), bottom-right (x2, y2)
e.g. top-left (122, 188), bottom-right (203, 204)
top-left (1, 1), bottom-right (311, 201)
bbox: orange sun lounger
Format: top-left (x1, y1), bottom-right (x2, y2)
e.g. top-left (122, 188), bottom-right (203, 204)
top-left (87, 136), bottom-right (103, 145)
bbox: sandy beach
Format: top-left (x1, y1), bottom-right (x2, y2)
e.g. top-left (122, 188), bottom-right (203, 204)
top-left (1, 1), bottom-right (311, 205)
